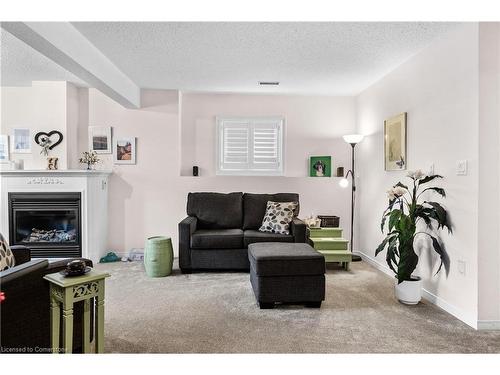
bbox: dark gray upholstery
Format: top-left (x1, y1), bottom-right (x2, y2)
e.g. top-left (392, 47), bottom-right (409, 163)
top-left (248, 242), bottom-right (325, 308)
top-left (178, 192), bottom-right (307, 272)
top-left (243, 230), bottom-right (293, 248)
top-left (187, 192), bottom-right (243, 229)
top-left (248, 243), bottom-right (325, 276)
top-left (191, 229), bottom-right (244, 249)
top-left (243, 193), bottom-right (300, 229)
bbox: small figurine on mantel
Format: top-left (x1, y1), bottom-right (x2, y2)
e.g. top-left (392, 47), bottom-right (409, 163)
top-left (79, 150), bottom-right (100, 170)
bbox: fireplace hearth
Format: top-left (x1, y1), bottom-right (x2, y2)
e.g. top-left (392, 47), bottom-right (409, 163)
top-left (9, 192), bottom-right (82, 258)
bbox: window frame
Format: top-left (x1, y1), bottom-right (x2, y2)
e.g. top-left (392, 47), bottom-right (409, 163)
top-left (216, 116), bottom-right (285, 176)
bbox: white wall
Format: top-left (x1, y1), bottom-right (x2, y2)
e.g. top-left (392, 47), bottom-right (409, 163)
top-left (83, 89), bottom-right (356, 257)
top-left (1, 81), bottom-right (77, 170)
top-left (355, 24), bottom-right (480, 327)
top-left (477, 23), bottom-right (500, 326)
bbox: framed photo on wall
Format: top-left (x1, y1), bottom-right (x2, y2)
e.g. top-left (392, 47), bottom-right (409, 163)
top-left (11, 128), bottom-right (31, 153)
top-left (309, 156), bottom-right (332, 177)
top-left (384, 113), bottom-right (407, 171)
top-left (89, 126), bottom-right (112, 154)
top-left (114, 137), bottom-right (136, 165)
top-left (0, 135), bottom-right (9, 163)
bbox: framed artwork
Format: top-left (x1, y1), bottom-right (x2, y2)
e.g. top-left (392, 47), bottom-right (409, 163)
top-left (11, 128), bottom-right (31, 153)
top-left (384, 113), bottom-right (407, 171)
top-left (114, 137), bottom-right (136, 165)
top-left (0, 135), bottom-right (9, 163)
top-left (89, 126), bottom-right (112, 154)
top-left (309, 156), bottom-right (332, 177)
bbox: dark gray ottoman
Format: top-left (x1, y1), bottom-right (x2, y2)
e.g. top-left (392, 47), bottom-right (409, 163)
top-left (248, 242), bottom-right (325, 309)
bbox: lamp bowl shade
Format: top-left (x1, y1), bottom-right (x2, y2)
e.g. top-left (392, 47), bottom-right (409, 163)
top-left (343, 134), bottom-right (364, 144)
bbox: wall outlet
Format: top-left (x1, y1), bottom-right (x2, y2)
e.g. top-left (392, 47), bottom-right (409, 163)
top-left (457, 260), bottom-right (466, 276)
top-left (456, 160), bottom-right (468, 176)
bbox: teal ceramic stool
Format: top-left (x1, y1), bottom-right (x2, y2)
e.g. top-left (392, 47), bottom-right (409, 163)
top-left (144, 236), bottom-right (173, 277)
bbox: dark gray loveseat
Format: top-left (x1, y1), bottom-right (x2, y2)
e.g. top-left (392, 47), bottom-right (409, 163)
top-left (178, 192), bottom-right (306, 273)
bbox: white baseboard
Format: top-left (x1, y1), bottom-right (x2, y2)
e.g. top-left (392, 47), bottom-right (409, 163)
top-left (356, 251), bottom-right (477, 329)
top-left (477, 320), bottom-right (500, 330)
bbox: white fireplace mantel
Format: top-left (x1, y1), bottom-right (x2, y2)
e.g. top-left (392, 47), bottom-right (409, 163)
top-left (0, 170), bottom-right (112, 262)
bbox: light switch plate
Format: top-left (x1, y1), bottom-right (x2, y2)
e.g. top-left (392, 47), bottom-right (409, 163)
top-left (456, 160), bottom-right (468, 175)
top-left (458, 260), bottom-right (466, 276)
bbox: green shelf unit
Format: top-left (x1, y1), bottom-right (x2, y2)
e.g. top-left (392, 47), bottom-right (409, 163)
top-left (307, 227), bottom-right (351, 270)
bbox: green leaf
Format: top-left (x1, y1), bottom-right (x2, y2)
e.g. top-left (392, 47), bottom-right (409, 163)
top-left (419, 175), bottom-right (443, 185)
top-left (386, 236), bottom-right (399, 274)
top-left (394, 182), bottom-right (409, 191)
top-left (388, 209), bottom-right (402, 232)
top-left (420, 187), bottom-right (446, 198)
top-left (375, 236), bottom-right (391, 256)
top-left (429, 235), bottom-right (446, 275)
top-left (425, 201), bottom-right (452, 233)
top-left (396, 238), bottom-right (419, 283)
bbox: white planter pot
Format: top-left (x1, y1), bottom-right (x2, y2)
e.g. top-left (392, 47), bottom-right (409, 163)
top-left (394, 277), bottom-right (422, 305)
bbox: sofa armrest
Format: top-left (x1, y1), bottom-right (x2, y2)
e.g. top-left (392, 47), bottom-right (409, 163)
top-left (178, 216), bottom-right (197, 271)
top-left (290, 218), bottom-right (307, 243)
top-left (0, 259), bottom-right (48, 286)
top-left (11, 245), bottom-right (31, 265)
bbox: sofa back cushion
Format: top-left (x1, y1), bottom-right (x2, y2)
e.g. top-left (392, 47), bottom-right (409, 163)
top-left (187, 192), bottom-right (243, 229)
top-left (243, 193), bottom-right (300, 230)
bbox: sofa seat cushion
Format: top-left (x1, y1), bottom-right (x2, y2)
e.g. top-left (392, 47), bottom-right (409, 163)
top-left (243, 230), bottom-right (294, 248)
top-left (191, 229), bottom-right (244, 249)
top-left (243, 193), bottom-right (300, 230)
top-left (248, 242), bottom-right (325, 276)
top-left (187, 192), bottom-right (243, 229)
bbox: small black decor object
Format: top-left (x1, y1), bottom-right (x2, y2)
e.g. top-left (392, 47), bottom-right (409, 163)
top-left (193, 166), bottom-right (199, 176)
top-left (34, 130), bottom-right (64, 156)
top-left (317, 215), bottom-right (340, 228)
top-left (336, 167), bottom-right (344, 177)
top-left (59, 259), bottom-right (91, 277)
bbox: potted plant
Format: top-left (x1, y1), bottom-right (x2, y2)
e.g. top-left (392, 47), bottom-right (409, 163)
top-left (376, 170), bottom-right (452, 304)
top-left (79, 150), bottom-right (100, 170)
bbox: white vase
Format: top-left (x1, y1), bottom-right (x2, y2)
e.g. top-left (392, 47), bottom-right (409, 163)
top-left (394, 276), bottom-right (422, 305)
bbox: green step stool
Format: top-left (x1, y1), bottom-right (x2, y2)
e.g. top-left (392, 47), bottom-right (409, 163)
top-left (307, 228), bottom-right (351, 270)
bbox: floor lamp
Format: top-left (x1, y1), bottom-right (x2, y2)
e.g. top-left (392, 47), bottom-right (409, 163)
top-left (338, 134), bottom-right (364, 262)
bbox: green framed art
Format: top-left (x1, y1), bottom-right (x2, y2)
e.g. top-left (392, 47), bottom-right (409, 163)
top-left (309, 156), bottom-right (332, 177)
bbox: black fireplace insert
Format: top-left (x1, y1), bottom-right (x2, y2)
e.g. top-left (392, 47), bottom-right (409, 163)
top-left (8, 192), bottom-right (82, 258)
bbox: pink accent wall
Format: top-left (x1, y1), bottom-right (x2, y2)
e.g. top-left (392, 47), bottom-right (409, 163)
top-left (83, 89), bottom-right (357, 257)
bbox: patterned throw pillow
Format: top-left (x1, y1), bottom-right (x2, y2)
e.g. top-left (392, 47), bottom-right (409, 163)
top-left (0, 233), bottom-right (15, 271)
top-left (259, 201), bottom-right (298, 235)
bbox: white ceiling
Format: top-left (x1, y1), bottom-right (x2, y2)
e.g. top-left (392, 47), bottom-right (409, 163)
top-left (0, 28), bottom-right (87, 87)
top-left (2, 22), bottom-right (459, 95)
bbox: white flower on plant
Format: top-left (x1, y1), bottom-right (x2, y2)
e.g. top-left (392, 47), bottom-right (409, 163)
top-left (407, 169), bottom-right (426, 180)
top-left (387, 186), bottom-right (406, 200)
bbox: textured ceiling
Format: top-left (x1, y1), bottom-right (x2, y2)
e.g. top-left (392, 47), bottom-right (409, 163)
top-left (2, 22), bottom-right (459, 94)
top-left (0, 28), bottom-right (87, 87)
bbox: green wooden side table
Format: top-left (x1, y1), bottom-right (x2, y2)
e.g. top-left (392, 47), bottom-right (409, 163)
top-left (44, 270), bottom-right (110, 354)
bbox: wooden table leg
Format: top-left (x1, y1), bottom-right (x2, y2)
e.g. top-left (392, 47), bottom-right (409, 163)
top-left (49, 287), bottom-right (60, 354)
top-left (95, 281), bottom-right (105, 353)
top-left (83, 299), bottom-right (91, 353)
top-left (62, 305), bottom-right (74, 354)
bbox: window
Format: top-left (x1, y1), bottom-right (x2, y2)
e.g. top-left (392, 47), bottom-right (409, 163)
top-left (216, 117), bottom-right (284, 176)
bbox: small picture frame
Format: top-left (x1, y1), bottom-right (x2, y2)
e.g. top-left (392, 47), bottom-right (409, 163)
top-left (11, 128), bottom-right (31, 153)
top-left (89, 126), bottom-right (112, 154)
top-left (114, 137), bottom-right (136, 165)
top-left (309, 156), bottom-right (332, 177)
top-left (384, 112), bottom-right (407, 171)
top-left (0, 135), bottom-right (10, 163)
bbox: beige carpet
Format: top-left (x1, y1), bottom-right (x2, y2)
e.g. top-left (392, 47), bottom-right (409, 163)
top-left (94, 260), bottom-right (500, 353)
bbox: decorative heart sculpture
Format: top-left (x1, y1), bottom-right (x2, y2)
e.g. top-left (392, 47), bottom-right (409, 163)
top-left (34, 130), bottom-right (64, 150)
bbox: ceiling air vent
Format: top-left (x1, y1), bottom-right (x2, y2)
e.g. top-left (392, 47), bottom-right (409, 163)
top-left (259, 81), bottom-right (280, 86)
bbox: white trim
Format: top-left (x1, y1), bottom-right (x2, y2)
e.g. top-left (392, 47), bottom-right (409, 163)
top-left (356, 251), bottom-right (477, 329)
top-left (477, 321), bottom-right (500, 330)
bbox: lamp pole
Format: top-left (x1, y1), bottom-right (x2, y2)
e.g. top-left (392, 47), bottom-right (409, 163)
top-left (341, 134), bottom-right (364, 262)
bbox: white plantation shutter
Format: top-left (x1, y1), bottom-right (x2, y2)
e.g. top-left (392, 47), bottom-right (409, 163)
top-left (217, 117), bottom-right (284, 175)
